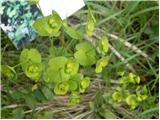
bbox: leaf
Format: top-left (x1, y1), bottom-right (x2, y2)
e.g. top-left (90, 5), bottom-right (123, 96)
top-left (1, 65), bottom-right (17, 79)
top-left (95, 56), bottom-right (110, 73)
top-left (12, 108), bottom-right (24, 119)
top-left (11, 90), bottom-right (24, 100)
top-left (48, 56), bottom-right (67, 70)
top-left (86, 8), bottom-right (96, 37)
top-left (41, 86), bottom-right (54, 100)
top-left (98, 108), bottom-right (117, 119)
top-left (74, 42), bottom-right (96, 66)
top-left (33, 89), bottom-right (46, 102)
top-left (63, 22), bottom-right (83, 39)
top-left (45, 56), bottom-right (70, 82)
top-left (43, 111), bottom-right (53, 119)
top-left (49, 46), bottom-right (71, 58)
top-left (20, 48), bottom-right (41, 68)
top-left (33, 17), bottom-right (53, 36)
top-left (68, 80), bottom-right (78, 91)
top-left (25, 94), bottom-right (37, 109)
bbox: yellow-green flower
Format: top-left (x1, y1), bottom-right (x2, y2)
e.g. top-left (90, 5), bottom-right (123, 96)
top-left (25, 62), bottom-right (42, 80)
top-left (98, 36), bottom-right (109, 53)
top-left (68, 92), bottom-right (80, 106)
top-left (47, 10), bottom-right (62, 35)
top-left (64, 58), bottom-right (79, 75)
top-left (112, 91), bottom-right (124, 102)
top-left (54, 81), bottom-right (69, 95)
top-left (126, 94), bottom-right (139, 109)
top-left (136, 85), bottom-right (148, 101)
top-left (86, 8), bottom-right (96, 37)
top-left (79, 77), bottom-right (90, 93)
top-left (129, 73), bottom-right (140, 84)
top-left (95, 56), bottom-right (110, 73)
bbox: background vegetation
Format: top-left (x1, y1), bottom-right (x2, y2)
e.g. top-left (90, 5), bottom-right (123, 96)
top-left (1, 0), bottom-right (159, 119)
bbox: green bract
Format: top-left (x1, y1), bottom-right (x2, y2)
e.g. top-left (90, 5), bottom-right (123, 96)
top-left (136, 85), bottom-right (148, 101)
top-left (64, 58), bottom-right (79, 75)
top-left (112, 91), bottom-right (123, 102)
top-left (45, 56), bottom-right (68, 82)
top-left (79, 77), bottom-right (90, 93)
top-left (20, 48), bottom-right (41, 65)
top-left (95, 56), bottom-right (109, 73)
top-left (54, 81), bottom-right (69, 95)
top-left (86, 8), bottom-right (96, 37)
top-left (126, 94), bottom-right (139, 109)
top-left (74, 42), bottom-right (96, 66)
top-left (1, 65), bottom-right (17, 79)
top-left (98, 36), bottom-right (109, 53)
top-left (20, 48), bottom-right (42, 80)
top-left (33, 10), bottom-right (62, 37)
top-left (68, 92), bottom-right (80, 106)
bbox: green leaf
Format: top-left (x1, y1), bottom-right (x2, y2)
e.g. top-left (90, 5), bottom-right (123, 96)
top-left (98, 36), bottom-right (109, 53)
top-left (25, 94), bottom-right (37, 109)
top-left (33, 89), bottom-right (46, 102)
top-left (1, 65), bottom-right (17, 79)
top-left (95, 56), bottom-right (110, 73)
top-left (68, 80), bottom-right (78, 91)
top-left (12, 108), bottom-right (24, 119)
top-left (43, 111), bottom-right (53, 119)
top-left (98, 108), bottom-right (117, 119)
top-left (49, 46), bottom-right (71, 58)
top-left (74, 42), bottom-right (96, 66)
top-left (54, 81), bottom-right (69, 95)
top-left (33, 17), bottom-right (53, 36)
top-left (48, 56), bottom-right (67, 70)
top-left (41, 86), bottom-right (54, 100)
top-left (70, 73), bottom-right (83, 82)
top-left (86, 8), bottom-right (96, 37)
top-left (45, 56), bottom-right (70, 82)
top-left (63, 22), bottom-right (83, 39)
top-left (11, 90), bottom-right (24, 100)
top-left (20, 49), bottom-right (41, 69)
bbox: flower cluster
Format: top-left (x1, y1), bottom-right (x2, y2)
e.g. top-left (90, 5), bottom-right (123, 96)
top-left (112, 72), bottom-right (148, 109)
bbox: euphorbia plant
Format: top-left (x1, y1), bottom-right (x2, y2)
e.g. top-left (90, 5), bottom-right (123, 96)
top-left (1, 6), bottom-right (110, 106)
